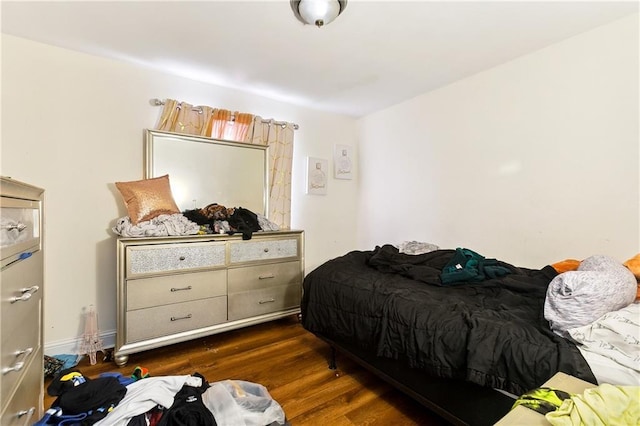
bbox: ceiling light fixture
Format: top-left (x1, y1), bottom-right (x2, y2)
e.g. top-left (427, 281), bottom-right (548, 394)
top-left (290, 0), bottom-right (347, 28)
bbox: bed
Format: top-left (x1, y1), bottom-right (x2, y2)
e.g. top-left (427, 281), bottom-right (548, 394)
top-left (300, 245), bottom-right (639, 425)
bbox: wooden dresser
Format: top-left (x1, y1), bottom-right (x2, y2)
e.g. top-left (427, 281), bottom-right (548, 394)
top-left (114, 230), bottom-right (304, 366)
top-left (0, 177), bottom-right (44, 425)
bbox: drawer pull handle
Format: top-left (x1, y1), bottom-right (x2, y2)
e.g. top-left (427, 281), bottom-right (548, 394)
top-left (3, 361), bottom-right (25, 375)
top-left (258, 274), bottom-right (275, 280)
top-left (170, 314), bottom-right (192, 321)
top-left (2, 346), bottom-right (33, 375)
top-left (10, 285), bottom-right (39, 303)
top-left (3, 222), bottom-right (27, 232)
top-left (178, 256), bottom-right (186, 261)
top-left (17, 407), bottom-right (35, 418)
top-left (171, 286), bottom-right (193, 292)
top-left (15, 347), bottom-right (33, 358)
top-left (259, 298), bottom-right (276, 304)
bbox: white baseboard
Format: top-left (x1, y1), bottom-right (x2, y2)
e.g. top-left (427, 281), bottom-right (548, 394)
top-left (44, 329), bottom-right (116, 357)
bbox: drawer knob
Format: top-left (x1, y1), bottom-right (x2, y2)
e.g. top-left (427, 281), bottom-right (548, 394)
top-left (10, 286), bottom-right (39, 303)
top-left (178, 256), bottom-right (186, 261)
top-left (263, 248), bottom-right (269, 253)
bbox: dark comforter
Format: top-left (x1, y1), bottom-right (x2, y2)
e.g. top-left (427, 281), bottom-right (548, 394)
top-left (301, 245), bottom-right (596, 395)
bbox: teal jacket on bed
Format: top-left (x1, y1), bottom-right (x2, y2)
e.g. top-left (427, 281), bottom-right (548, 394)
top-left (440, 248), bottom-right (511, 285)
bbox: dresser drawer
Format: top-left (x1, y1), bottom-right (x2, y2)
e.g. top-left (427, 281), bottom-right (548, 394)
top-left (1, 253), bottom-right (42, 407)
top-left (1, 264), bottom-right (41, 410)
top-left (1, 252), bottom-right (43, 308)
top-left (0, 323), bottom-right (40, 408)
top-left (1, 308), bottom-right (40, 404)
top-left (126, 241), bottom-right (226, 277)
top-left (228, 261), bottom-right (301, 293)
top-left (126, 297), bottom-right (227, 343)
top-left (1, 254), bottom-right (43, 342)
top-left (0, 347), bottom-right (42, 424)
top-left (0, 197), bottom-right (41, 266)
top-left (229, 238), bottom-right (299, 264)
top-left (228, 284), bottom-right (301, 321)
top-left (127, 270), bottom-right (227, 311)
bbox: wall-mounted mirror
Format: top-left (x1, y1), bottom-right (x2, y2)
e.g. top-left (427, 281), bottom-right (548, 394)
top-left (144, 129), bottom-right (268, 216)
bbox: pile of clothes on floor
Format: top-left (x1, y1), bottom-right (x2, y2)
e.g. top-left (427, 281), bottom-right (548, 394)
top-left (36, 367), bottom-right (289, 425)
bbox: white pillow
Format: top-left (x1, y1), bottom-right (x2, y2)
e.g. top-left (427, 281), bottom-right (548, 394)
top-left (544, 255), bottom-right (637, 337)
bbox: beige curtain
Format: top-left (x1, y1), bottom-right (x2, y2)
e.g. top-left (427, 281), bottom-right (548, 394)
top-left (248, 117), bottom-right (294, 230)
top-left (155, 99), bottom-right (213, 136)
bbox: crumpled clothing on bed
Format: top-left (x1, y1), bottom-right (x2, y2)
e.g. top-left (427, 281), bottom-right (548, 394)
top-left (368, 245), bottom-right (512, 286)
top-left (440, 247), bottom-right (511, 285)
top-left (112, 214), bottom-right (200, 237)
top-left (396, 240), bottom-right (439, 255)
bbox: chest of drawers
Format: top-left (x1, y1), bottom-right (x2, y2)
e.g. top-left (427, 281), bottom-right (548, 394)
top-left (115, 230), bottom-right (303, 366)
top-left (0, 177), bottom-right (44, 425)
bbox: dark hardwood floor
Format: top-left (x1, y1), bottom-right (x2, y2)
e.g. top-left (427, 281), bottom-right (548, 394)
top-left (44, 316), bottom-right (451, 425)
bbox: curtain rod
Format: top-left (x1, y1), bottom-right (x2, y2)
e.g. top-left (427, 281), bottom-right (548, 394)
top-left (150, 98), bottom-right (299, 130)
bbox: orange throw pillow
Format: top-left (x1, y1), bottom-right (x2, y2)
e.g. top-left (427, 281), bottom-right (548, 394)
top-left (623, 253), bottom-right (640, 279)
top-left (623, 254), bottom-right (640, 300)
top-left (551, 259), bottom-right (581, 274)
top-left (115, 174), bottom-right (180, 225)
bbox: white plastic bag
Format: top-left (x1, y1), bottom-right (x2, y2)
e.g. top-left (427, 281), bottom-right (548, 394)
top-left (202, 380), bottom-right (286, 426)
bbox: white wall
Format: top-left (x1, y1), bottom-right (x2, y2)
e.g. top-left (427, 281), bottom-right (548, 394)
top-left (3, 14), bottom-right (638, 353)
top-left (357, 15), bottom-right (639, 268)
top-left (1, 35), bottom-right (359, 352)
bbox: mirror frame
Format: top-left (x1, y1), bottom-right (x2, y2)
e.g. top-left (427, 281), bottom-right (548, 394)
top-left (144, 129), bottom-right (269, 216)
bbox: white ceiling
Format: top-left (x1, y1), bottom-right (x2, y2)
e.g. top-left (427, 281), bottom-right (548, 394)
top-left (2, 1), bottom-right (638, 117)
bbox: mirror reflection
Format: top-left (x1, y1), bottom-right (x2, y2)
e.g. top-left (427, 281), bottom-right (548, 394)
top-left (144, 129), bottom-right (268, 215)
